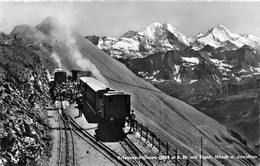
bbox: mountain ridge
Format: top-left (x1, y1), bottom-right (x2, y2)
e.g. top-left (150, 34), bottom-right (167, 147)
top-left (87, 22), bottom-right (260, 59)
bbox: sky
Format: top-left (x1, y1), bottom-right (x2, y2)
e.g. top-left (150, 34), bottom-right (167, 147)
top-left (0, 1), bottom-right (259, 38)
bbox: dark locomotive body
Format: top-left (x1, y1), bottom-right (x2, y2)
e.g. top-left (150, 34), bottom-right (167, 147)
top-left (102, 92), bottom-right (130, 127)
top-left (54, 69), bottom-right (66, 84)
top-left (79, 77), bottom-right (130, 126)
top-left (49, 69), bottom-right (67, 102)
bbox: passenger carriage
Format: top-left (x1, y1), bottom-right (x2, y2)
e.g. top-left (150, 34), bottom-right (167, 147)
top-left (79, 77), bottom-right (130, 128)
top-left (79, 77), bottom-right (110, 115)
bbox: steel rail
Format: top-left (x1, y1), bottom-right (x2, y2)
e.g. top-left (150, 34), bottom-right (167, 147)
top-left (58, 109), bottom-right (62, 166)
top-left (69, 119), bottom-right (76, 166)
top-left (119, 141), bottom-right (140, 166)
top-left (64, 118), bottom-right (69, 166)
top-left (124, 137), bottom-right (154, 166)
top-left (59, 111), bottom-right (76, 166)
top-left (68, 115), bottom-right (132, 166)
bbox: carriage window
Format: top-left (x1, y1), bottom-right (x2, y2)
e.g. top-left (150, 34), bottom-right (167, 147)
top-left (98, 93), bottom-right (102, 99)
top-left (125, 96), bottom-right (129, 103)
top-left (108, 97), bottom-right (113, 103)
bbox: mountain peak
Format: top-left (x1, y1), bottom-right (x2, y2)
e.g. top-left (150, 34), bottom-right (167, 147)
top-left (121, 30), bottom-right (138, 38)
top-left (146, 22), bottom-right (179, 35)
top-left (151, 22), bottom-right (162, 27)
top-left (162, 22), bottom-right (173, 27)
top-left (38, 17), bottom-right (60, 29)
top-left (144, 22), bottom-right (162, 31)
top-left (162, 22), bottom-right (177, 33)
top-left (43, 17), bottom-right (57, 23)
top-left (217, 24), bottom-right (229, 31)
top-left (142, 22), bottom-right (163, 39)
top-left (36, 17), bottom-right (66, 37)
top-left (194, 33), bottom-right (205, 38)
top-left (195, 24), bottom-right (260, 50)
top-left (209, 24), bottom-right (240, 40)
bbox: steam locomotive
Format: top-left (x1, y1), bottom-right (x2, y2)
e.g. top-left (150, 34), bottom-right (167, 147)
top-left (54, 68), bottom-right (67, 84)
top-left (51, 68), bottom-right (131, 141)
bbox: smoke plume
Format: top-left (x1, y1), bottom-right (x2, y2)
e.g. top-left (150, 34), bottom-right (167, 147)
top-left (49, 18), bottom-right (108, 85)
top-left (51, 52), bottom-right (61, 69)
top-left (46, 69), bottom-right (52, 81)
top-left (71, 43), bottom-right (108, 85)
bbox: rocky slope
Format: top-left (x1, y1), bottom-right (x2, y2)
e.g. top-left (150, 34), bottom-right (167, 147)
top-left (10, 17), bottom-right (260, 165)
top-left (124, 45), bottom-right (260, 151)
top-left (125, 45), bottom-right (260, 84)
top-left (0, 33), bottom-right (55, 165)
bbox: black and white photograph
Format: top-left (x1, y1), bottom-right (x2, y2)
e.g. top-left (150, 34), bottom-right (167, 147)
top-left (0, 0), bottom-right (259, 165)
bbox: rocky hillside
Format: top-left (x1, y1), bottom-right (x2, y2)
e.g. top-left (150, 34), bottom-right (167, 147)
top-left (125, 45), bottom-right (260, 84)
top-left (124, 45), bottom-right (260, 151)
top-left (10, 17), bottom-right (260, 165)
top-left (0, 33), bottom-right (55, 165)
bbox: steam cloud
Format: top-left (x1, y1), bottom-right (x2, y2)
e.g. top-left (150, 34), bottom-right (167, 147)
top-left (69, 41), bottom-right (109, 86)
top-left (50, 51), bottom-right (69, 75)
top-left (46, 69), bottom-right (52, 81)
top-left (74, 50), bottom-right (109, 85)
top-left (49, 18), bottom-right (108, 85)
top-left (51, 52), bottom-right (61, 69)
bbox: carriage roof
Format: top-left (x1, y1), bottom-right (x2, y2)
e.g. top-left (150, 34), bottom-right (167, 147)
top-left (54, 68), bottom-right (65, 72)
top-left (79, 77), bottom-right (108, 92)
top-left (103, 91), bottom-right (130, 96)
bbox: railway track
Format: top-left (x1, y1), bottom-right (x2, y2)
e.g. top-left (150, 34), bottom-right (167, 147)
top-left (54, 101), bottom-right (187, 166)
top-left (67, 114), bottom-right (132, 166)
top-left (120, 137), bottom-right (154, 166)
top-left (58, 109), bottom-right (76, 166)
top-left (58, 109), bottom-right (63, 166)
top-left (119, 140), bottom-right (140, 166)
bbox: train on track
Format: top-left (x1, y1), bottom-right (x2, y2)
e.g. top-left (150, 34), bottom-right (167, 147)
top-left (50, 68), bottom-right (131, 141)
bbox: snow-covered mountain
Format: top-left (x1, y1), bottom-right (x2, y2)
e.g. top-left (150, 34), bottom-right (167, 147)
top-left (194, 24), bottom-right (260, 50)
top-left (87, 23), bottom-right (260, 59)
top-left (88, 22), bottom-right (192, 59)
top-left (87, 22), bottom-right (260, 90)
top-left (125, 44), bottom-right (260, 85)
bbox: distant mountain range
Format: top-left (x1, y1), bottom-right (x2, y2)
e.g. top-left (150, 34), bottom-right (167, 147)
top-left (86, 22), bottom-right (260, 86)
top-left (86, 22), bottom-right (260, 59)
top-left (86, 22), bottom-right (260, 151)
